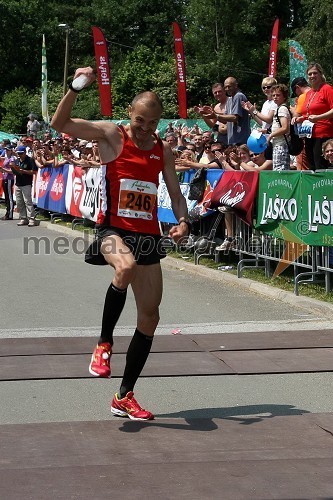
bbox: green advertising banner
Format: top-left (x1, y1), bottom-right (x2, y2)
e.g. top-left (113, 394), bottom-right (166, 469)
top-left (255, 171), bottom-right (302, 241)
top-left (255, 171), bottom-right (333, 246)
top-left (289, 40), bottom-right (308, 88)
top-left (300, 172), bottom-right (333, 247)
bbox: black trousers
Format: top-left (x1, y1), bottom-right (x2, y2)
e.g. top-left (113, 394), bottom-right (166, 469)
top-left (304, 137), bottom-right (331, 170)
top-left (3, 179), bottom-right (14, 218)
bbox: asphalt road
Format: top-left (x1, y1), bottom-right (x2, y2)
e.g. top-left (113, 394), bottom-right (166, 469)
top-left (1, 213), bottom-right (333, 427)
top-left (0, 216), bottom-right (324, 333)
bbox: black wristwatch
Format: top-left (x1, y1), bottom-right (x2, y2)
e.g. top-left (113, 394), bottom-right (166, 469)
top-left (178, 218), bottom-right (192, 233)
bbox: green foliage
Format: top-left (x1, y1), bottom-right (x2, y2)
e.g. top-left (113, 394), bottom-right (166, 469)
top-left (297, 0), bottom-right (333, 81)
top-left (0, 87), bottom-right (34, 134)
top-left (0, 0), bottom-right (332, 130)
top-left (112, 45), bottom-right (179, 118)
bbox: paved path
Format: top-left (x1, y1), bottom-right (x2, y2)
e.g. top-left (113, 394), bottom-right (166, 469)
top-left (1, 210), bottom-right (333, 499)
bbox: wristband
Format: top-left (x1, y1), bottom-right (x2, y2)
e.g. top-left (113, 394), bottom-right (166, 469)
top-left (68, 74), bottom-right (90, 93)
top-left (68, 81), bottom-right (81, 93)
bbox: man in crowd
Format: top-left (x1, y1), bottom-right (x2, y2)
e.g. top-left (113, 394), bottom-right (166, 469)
top-left (194, 83), bottom-right (228, 145)
top-left (12, 146), bottom-right (38, 226)
top-left (216, 77), bottom-right (251, 145)
top-left (26, 113), bottom-right (41, 138)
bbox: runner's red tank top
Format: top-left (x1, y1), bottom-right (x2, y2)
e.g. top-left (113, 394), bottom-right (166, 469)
top-left (97, 126), bottom-right (164, 234)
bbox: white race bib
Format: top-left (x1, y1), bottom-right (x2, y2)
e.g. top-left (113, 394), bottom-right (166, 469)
top-left (117, 178), bottom-right (157, 220)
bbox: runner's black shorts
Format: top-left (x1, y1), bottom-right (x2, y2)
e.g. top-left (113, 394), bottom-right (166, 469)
top-left (85, 225), bottom-right (169, 266)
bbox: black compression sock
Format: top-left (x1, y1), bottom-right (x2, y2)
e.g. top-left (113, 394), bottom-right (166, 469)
top-left (119, 329), bottom-right (153, 398)
top-left (98, 283), bottom-right (127, 346)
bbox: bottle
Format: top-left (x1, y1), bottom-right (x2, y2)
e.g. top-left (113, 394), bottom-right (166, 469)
top-left (217, 265), bottom-right (233, 271)
top-left (71, 74), bottom-right (90, 91)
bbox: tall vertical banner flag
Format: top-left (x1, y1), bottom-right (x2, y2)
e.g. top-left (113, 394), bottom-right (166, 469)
top-left (173, 22), bottom-right (187, 119)
top-left (92, 26), bottom-right (112, 117)
top-left (289, 40), bottom-right (308, 85)
top-left (268, 18), bottom-right (279, 78)
top-left (41, 34), bottom-right (49, 125)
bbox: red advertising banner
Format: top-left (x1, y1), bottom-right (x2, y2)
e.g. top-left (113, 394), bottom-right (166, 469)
top-left (65, 165), bottom-right (85, 217)
top-left (92, 26), bottom-right (112, 117)
top-left (209, 171), bottom-right (259, 225)
top-left (173, 22), bottom-right (187, 119)
top-left (268, 18), bottom-right (279, 78)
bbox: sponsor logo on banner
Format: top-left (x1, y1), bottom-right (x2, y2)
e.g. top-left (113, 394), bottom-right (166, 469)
top-left (260, 193), bottom-right (298, 225)
top-left (79, 168), bottom-right (100, 221)
top-left (218, 181), bottom-right (246, 207)
top-left (38, 169), bottom-right (52, 199)
top-left (209, 171), bottom-right (259, 225)
top-left (66, 165), bottom-right (84, 217)
top-left (50, 173), bottom-right (65, 201)
top-left (306, 176), bottom-right (333, 235)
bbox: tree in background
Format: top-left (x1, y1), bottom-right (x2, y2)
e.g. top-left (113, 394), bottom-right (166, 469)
top-left (297, 0), bottom-right (333, 80)
top-left (0, 0), bottom-right (331, 133)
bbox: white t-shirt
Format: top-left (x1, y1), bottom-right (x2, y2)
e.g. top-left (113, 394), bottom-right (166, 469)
top-left (261, 99), bottom-right (278, 131)
top-left (272, 105), bottom-right (290, 146)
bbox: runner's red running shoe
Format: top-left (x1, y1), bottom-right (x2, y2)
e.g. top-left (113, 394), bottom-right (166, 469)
top-left (89, 342), bottom-right (112, 377)
top-left (111, 391), bottom-right (154, 421)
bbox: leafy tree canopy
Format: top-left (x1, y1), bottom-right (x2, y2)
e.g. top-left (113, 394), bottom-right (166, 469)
top-left (0, 0), bottom-right (331, 133)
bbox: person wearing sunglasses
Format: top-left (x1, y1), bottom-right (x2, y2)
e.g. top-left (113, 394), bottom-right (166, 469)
top-left (241, 77), bottom-right (277, 134)
top-left (241, 77), bottom-right (277, 162)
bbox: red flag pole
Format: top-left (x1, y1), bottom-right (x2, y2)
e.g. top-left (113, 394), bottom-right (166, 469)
top-left (268, 18), bottom-right (279, 78)
top-left (172, 22), bottom-right (187, 119)
top-left (92, 26), bottom-right (112, 117)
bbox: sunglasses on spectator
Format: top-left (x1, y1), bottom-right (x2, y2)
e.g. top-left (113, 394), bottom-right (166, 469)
top-left (250, 153), bottom-right (260, 157)
top-left (213, 149), bottom-right (223, 153)
top-left (262, 85), bottom-right (272, 90)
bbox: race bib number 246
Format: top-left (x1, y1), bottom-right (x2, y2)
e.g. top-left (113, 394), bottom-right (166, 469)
top-left (118, 179), bottom-right (157, 220)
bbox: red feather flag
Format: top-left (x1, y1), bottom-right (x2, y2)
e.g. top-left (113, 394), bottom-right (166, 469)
top-left (92, 26), bottom-right (112, 117)
top-left (268, 18), bottom-right (279, 78)
top-left (173, 22), bottom-right (187, 119)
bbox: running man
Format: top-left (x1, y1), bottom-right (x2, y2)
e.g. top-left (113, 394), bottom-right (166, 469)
top-left (51, 67), bottom-right (190, 421)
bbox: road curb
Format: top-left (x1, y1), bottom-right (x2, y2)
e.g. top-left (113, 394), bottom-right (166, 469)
top-left (162, 256), bottom-right (333, 320)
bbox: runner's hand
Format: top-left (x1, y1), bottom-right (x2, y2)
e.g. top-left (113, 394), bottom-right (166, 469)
top-left (169, 222), bottom-right (190, 243)
top-left (72, 67), bottom-right (96, 87)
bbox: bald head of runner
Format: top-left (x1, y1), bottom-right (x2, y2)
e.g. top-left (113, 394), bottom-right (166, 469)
top-left (130, 92), bottom-right (163, 113)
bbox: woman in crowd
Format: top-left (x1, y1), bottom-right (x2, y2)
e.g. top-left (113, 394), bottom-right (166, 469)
top-left (294, 62), bottom-right (333, 169)
top-left (0, 144), bottom-right (15, 220)
top-left (228, 144), bottom-right (257, 170)
top-left (266, 84), bottom-right (291, 171)
top-left (322, 139), bottom-right (333, 167)
top-left (242, 77), bottom-right (278, 134)
top-left (242, 76), bottom-right (277, 160)
top-left (174, 148), bottom-right (199, 174)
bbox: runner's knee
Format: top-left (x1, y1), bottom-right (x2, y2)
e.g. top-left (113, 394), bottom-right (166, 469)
top-left (114, 259), bottom-right (137, 287)
top-left (137, 308), bottom-right (160, 333)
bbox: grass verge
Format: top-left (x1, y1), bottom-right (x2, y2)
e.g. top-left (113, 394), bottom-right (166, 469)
top-left (167, 249), bottom-right (333, 304)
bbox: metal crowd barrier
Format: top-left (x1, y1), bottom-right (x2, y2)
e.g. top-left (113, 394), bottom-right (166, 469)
top-left (194, 212), bottom-right (333, 296)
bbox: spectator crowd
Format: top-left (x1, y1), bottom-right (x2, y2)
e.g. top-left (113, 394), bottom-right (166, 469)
top-left (1, 61), bottom-right (333, 248)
